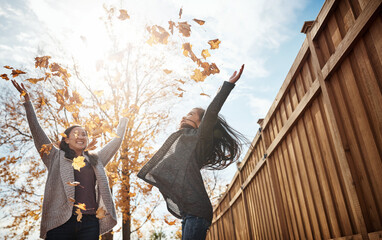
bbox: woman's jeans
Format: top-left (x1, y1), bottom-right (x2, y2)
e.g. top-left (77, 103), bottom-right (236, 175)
top-left (182, 214), bottom-right (211, 240)
top-left (46, 214), bottom-right (99, 240)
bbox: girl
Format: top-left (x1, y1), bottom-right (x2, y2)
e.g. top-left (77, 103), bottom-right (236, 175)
top-left (11, 80), bottom-right (127, 239)
top-left (138, 65), bottom-right (246, 240)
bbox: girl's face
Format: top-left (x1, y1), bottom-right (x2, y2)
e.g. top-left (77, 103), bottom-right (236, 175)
top-left (64, 126), bottom-right (88, 154)
top-left (180, 108), bottom-right (201, 129)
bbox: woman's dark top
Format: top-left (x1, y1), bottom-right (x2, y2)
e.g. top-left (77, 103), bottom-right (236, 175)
top-left (74, 159), bottom-right (97, 215)
top-left (138, 81), bottom-right (235, 223)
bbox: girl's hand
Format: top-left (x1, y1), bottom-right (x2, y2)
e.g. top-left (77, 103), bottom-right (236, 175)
top-left (228, 64), bottom-right (245, 84)
top-left (11, 80), bottom-right (30, 102)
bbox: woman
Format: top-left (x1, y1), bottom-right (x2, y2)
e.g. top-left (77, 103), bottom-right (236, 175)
top-left (138, 65), bottom-right (246, 240)
top-left (11, 80), bottom-right (127, 239)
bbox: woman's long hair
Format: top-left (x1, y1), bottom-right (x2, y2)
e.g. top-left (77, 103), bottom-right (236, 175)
top-left (59, 125), bottom-right (98, 166)
top-left (195, 108), bottom-right (248, 170)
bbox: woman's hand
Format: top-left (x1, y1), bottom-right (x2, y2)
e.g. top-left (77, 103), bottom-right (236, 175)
top-left (11, 80), bottom-right (30, 102)
top-left (228, 64), bottom-right (245, 84)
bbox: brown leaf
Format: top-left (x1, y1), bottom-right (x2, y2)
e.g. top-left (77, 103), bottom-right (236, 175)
top-left (11, 69), bottom-right (27, 77)
top-left (69, 197), bottom-right (76, 203)
top-left (208, 39), bottom-right (221, 49)
top-left (176, 79), bottom-right (185, 84)
top-left (75, 208), bottom-right (83, 222)
top-left (39, 144), bottom-right (53, 158)
top-left (168, 21), bottom-right (176, 34)
top-left (96, 207), bottom-right (106, 219)
top-left (118, 9), bottom-right (130, 20)
top-left (191, 69), bottom-right (207, 82)
top-left (182, 43), bottom-right (192, 57)
top-left (178, 22), bottom-right (191, 37)
top-left (164, 215), bottom-right (176, 225)
top-left (177, 87), bottom-right (185, 92)
top-left (4, 66), bottom-right (13, 69)
top-left (1, 74), bottom-right (9, 81)
top-left (178, 92), bottom-right (183, 98)
top-left (200, 93), bottom-right (211, 97)
top-left (193, 19), bottom-right (205, 25)
top-left (26, 77), bottom-right (44, 84)
top-left (201, 49), bottom-right (211, 59)
top-left (163, 69), bottom-right (172, 74)
top-left (179, 8), bottom-right (183, 19)
top-left (35, 56), bottom-right (51, 68)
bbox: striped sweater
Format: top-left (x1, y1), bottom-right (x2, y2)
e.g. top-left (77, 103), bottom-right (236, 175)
top-left (23, 101), bottom-right (127, 239)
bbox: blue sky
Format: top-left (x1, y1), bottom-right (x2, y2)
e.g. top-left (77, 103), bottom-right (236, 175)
top-left (0, 0), bottom-right (325, 238)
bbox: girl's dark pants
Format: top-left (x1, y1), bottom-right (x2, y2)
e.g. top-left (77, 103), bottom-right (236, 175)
top-left (182, 214), bottom-right (211, 240)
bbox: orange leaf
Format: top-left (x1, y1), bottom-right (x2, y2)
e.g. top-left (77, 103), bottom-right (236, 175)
top-left (118, 9), bottom-right (130, 20)
top-left (168, 21), bottom-right (176, 34)
top-left (208, 39), bottom-right (221, 49)
top-left (179, 8), bottom-right (182, 19)
top-left (69, 197), bottom-right (76, 203)
top-left (96, 207), bottom-right (106, 219)
top-left (164, 215), bottom-right (176, 225)
top-left (176, 79), bottom-right (185, 84)
top-left (67, 181), bottom-right (81, 187)
top-left (177, 87), bottom-right (185, 92)
top-left (201, 49), bottom-right (211, 59)
top-left (200, 93), bottom-right (210, 97)
top-left (178, 22), bottom-right (191, 37)
top-left (60, 133), bottom-right (67, 138)
top-left (1, 74), bottom-right (9, 81)
top-left (4, 66), bottom-right (13, 69)
top-left (11, 69), bottom-right (26, 77)
top-left (163, 69), bottom-right (172, 74)
top-left (191, 69), bottom-right (207, 82)
top-left (75, 203), bottom-right (87, 211)
top-left (39, 144), bottom-right (53, 158)
top-left (75, 208), bottom-right (83, 222)
top-left (26, 77), bottom-right (44, 84)
top-left (178, 92), bottom-right (183, 98)
top-left (35, 56), bottom-right (51, 68)
top-left (72, 156), bottom-right (86, 171)
top-left (193, 19), bottom-right (205, 25)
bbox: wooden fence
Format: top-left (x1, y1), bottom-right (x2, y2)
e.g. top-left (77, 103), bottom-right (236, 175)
top-left (206, 0), bottom-right (382, 239)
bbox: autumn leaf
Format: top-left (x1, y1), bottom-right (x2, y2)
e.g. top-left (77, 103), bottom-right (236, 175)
top-left (26, 77), bottom-right (44, 84)
top-left (163, 69), bottom-right (172, 74)
top-left (164, 215), bottom-right (176, 225)
top-left (35, 56), bottom-right (51, 68)
top-left (193, 19), bottom-right (205, 25)
top-left (75, 203), bottom-right (87, 211)
top-left (201, 49), bottom-right (211, 59)
top-left (75, 208), bottom-right (83, 222)
top-left (39, 144), bottom-right (53, 158)
top-left (60, 133), bottom-right (67, 138)
top-left (200, 93), bottom-right (210, 97)
top-left (118, 9), bottom-right (130, 20)
top-left (4, 66), bottom-right (13, 69)
top-left (176, 79), bottom-right (185, 84)
top-left (93, 90), bottom-right (104, 97)
top-left (168, 21), bottom-right (176, 34)
top-left (109, 132), bottom-right (120, 138)
top-left (178, 92), bottom-right (183, 98)
top-left (208, 39), bottom-right (221, 49)
top-left (179, 8), bottom-right (183, 19)
top-left (146, 25), bottom-right (170, 45)
top-left (1, 74), bottom-right (9, 81)
top-left (67, 181), bottom-right (81, 187)
top-left (68, 197), bottom-right (76, 203)
top-left (178, 22), bottom-right (191, 37)
top-left (182, 43), bottom-right (192, 57)
top-left (72, 156), bottom-right (86, 171)
top-left (96, 207), bottom-right (106, 219)
top-left (177, 87), bottom-right (185, 92)
top-left (11, 69), bottom-right (26, 77)
top-left (128, 192), bottom-right (136, 197)
top-left (191, 69), bottom-right (207, 82)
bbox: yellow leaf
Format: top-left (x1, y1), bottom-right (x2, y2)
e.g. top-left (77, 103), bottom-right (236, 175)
top-left (208, 39), bottom-right (221, 49)
top-left (69, 197), bottom-right (76, 203)
top-left (94, 90), bottom-right (104, 97)
top-left (163, 69), bottom-right (172, 74)
top-left (75, 208), bottom-right (83, 222)
top-left (39, 144), bottom-right (53, 158)
top-left (96, 207), bottom-right (106, 219)
top-left (193, 19), bottom-right (205, 25)
top-left (201, 49), bottom-right (211, 59)
top-left (118, 9), bottom-right (130, 20)
top-left (72, 156), bottom-right (86, 171)
top-left (75, 203), bottom-right (87, 211)
top-left (60, 133), bottom-right (67, 138)
top-left (109, 132), bottom-right (120, 138)
top-left (191, 69), bottom-right (207, 82)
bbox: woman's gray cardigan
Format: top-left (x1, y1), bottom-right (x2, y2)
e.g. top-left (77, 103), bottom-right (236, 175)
top-left (138, 81), bottom-right (235, 223)
top-left (23, 101), bottom-right (127, 239)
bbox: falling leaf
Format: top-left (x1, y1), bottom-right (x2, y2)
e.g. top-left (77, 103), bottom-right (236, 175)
top-left (20, 91), bottom-right (26, 97)
top-left (146, 25), bottom-right (170, 45)
top-left (4, 66), bottom-right (13, 69)
top-left (163, 69), bottom-right (172, 74)
top-left (208, 39), bottom-right (221, 49)
top-left (164, 215), bottom-right (176, 225)
top-left (178, 22), bottom-right (191, 37)
top-left (191, 69), bottom-right (207, 82)
top-left (11, 69), bottom-right (26, 77)
top-left (72, 156), bottom-right (86, 171)
top-left (75, 203), bottom-right (87, 211)
top-left (193, 19), bottom-right (205, 25)
top-left (200, 93), bottom-right (211, 97)
top-left (176, 79), bottom-right (185, 84)
top-left (39, 144), bottom-right (53, 158)
top-left (109, 132), bottom-right (120, 138)
top-left (26, 77), bottom-right (44, 84)
top-left (1, 74), bottom-right (9, 81)
top-left (168, 21), bottom-right (176, 34)
top-left (60, 133), bottom-right (67, 138)
top-left (68, 197), bottom-right (76, 203)
top-left (93, 90), bottom-right (104, 97)
top-left (201, 49), bottom-right (211, 59)
top-left (75, 208), bottom-right (83, 222)
top-left (178, 92), bottom-right (183, 98)
top-left (35, 56), bottom-right (51, 68)
top-left (67, 181), bottom-right (81, 187)
top-left (179, 8), bottom-right (182, 19)
top-left (128, 192), bottom-right (136, 197)
top-left (177, 87), bottom-right (185, 92)
top-left (118, 9), bottom-right (130, 20)
top-left (96, 207), bottom-right (106, 219)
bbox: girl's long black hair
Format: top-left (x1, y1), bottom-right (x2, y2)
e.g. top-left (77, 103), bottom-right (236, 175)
top-left (195, 108), bottom-right (248, 170)
top-left (59, 125), bottom-right (98, 166)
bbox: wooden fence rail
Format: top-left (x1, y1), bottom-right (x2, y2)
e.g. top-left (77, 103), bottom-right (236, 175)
top-left (206, 0), bottom-right (382, 239)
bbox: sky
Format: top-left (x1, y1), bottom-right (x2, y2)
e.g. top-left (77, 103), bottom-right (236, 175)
top-left (0, 0), bottom-right (325, 238)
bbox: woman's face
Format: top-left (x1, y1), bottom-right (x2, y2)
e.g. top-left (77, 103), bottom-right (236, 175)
top-left (180, 108), bottom-right (201, 129)
top-left (64, 126), bottom-right (88, 154)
